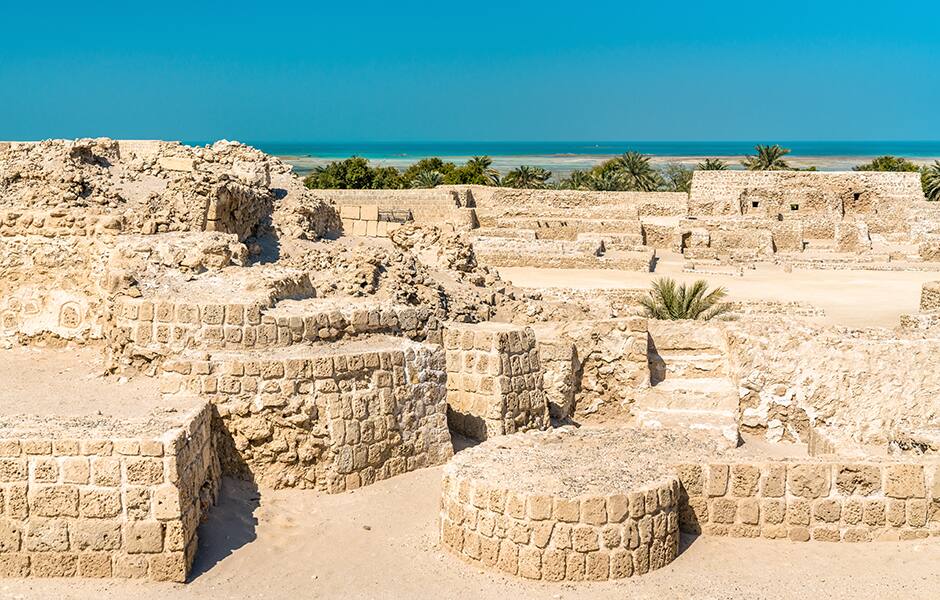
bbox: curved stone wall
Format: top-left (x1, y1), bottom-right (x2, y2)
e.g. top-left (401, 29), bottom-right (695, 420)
top-left (440, 471), bottom-right (679, 581)
top-left (437, 428), bottom-right (707, 581)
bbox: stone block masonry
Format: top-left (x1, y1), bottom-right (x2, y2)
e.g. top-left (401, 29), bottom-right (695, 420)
top-left (443, 322), bottom-right (549, 441)
top-left (160, 337), bottom-right (453, 492)
top-left (675, 458), bottom-right (940, 542)
top-left (0, 404), bottom-right (219, 582)
top-left (439, 428), bottom-right (699, 581)
top-left (919, 280), bottom-right (940, 312)
top-left (440, 471), bottom-right (679, 582)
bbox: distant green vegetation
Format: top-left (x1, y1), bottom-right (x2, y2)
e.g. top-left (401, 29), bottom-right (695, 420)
top-left (503, 165), bottom-right (552, 189)
top-left (854, 155), bottom-right (939, 201)
top-left (303, 154), bottom-right (501, 189)
top-left (300, 148), bottom-right (940, 200)
top-left (853, 155), bottom-right (921, 172)
top-left (742, 144), bottom-right (791, 170)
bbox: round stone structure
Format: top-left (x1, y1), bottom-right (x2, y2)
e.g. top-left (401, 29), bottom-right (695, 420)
top-left (440, 426), bottom-right (720, 582)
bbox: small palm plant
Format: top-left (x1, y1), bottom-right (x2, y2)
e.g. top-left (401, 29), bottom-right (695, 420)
top-left (410, 170), bottom-right (444, 188)
top-left (697, 158), bottom-right (728, 170)
top-left (742, 144), bottom-right (791, 171)
top-left (503, 165), bottom-right (552, 189)
top-left (923, 161), bottom-right (940, 202)
top-left (639, 278), bottom-right (731, 321)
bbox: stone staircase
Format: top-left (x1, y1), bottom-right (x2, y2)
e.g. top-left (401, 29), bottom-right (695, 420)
top-left (633, 322), bottom-right (740, 447)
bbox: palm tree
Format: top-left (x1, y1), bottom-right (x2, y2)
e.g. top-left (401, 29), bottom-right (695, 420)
top-left (503, 165), bottom-right (552, 189)
top-left (639, 278), bottom-right (731, 321)
top-left (742, 144), bottom-right (791, 171)
top-left (559, 170), bottom-right (593, 190)
top-left (924, 161), bottom-right (940, 202)
top-left (410, 170), bottom-right (444, 188)
top-left (697, 158), bottom-right (728, 170)
top-left (589, 169), bottom-right (627, 191)
top-left (615, 151), bottom-right (662, 191)
top-left (467, 155), bottom-right (500, 185)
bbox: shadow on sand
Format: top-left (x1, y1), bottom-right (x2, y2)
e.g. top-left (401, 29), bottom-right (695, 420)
top-left (188, 477), bottom-right (261, 581)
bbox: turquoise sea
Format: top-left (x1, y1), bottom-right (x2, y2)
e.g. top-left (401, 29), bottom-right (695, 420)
top-left (209, 141), bottom-right (940, 176)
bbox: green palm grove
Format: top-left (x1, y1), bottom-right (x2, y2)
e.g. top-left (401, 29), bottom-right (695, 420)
top-left (302, 146), bottom-right (940, 201)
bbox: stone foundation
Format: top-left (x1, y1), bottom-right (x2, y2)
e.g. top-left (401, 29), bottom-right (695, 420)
top-left (0, 404), bottom-right (218, 582)
top-left (160, 337), bottom-right (453, 491)
top-left (676, 458), bottom-right (940, 542)
top-left (443, 322), bottom-right (548, 440)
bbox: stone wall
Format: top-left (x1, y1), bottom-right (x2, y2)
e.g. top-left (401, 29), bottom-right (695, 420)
top-left (675, 458), bottom-right (940, 542)
top-left (472, 237), bottom-right (654, 272)
top-left (440, 462), bottom-right (680, 581)
top-left (109, 296), bottom-right (440, 360)
top-left (688, 171), bottom-right (925, 240)
top-left (443, 322), bottom-right (548, 440)
top-left (309, 188), bottom-right (468, 225)
top-left (462, 186), bottom-right (688, 216)
top-left (338, 205), bottom-right (407, 238)
top-left (919, 281), bottom-right (940, 312)
top-left (537, 318), bottom-right (649, 419)
top-left (725, 318), bottom-right (940, 446)
top-left (160, 338), bottom-right (453, 492)
top-left (0, 404), bottom-right (219, 581)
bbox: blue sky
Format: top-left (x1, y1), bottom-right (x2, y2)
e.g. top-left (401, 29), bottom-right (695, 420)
top-left (1, 1), bottom-right (938, 142)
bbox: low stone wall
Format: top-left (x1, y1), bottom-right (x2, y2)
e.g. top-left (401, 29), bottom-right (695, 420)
top-left (675, 459), bottom-right (940, 542)
top-left (443, 322), bottom-right (548, 440)
top-left (490, 217), bottom-right (642, 241)
top-left (110, 296), bottom-right (440, 358)
top-left (338, 205), bottom-right (407, 238)
top-left (465, 186), bottom-right (688, 216)
top-left (310, 188), bottom-right (466, 225)
top-left (439, 428), bottom-right (691, 582)
top-left (473, 237), bottom-right (654, 272)
top-left (160, 338), bottom-right (453, 492)
top-left (919, 281), bottom-right (940, 312)
top-left (0, 404), bottom-right (219, 581)
top-left (440, 472), bottom-right (679, 581)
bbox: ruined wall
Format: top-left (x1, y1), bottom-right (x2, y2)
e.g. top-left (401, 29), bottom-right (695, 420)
top-left (544, 318), bottom-right (649, 418)
top-left (472, 237), bottom-right (654, 272)
top-left (920, 281), bottom-right (940, 312)
top-left (461, 186), bottom-right (687, 216)
top-left (676, 459), bottom-right (940, 542)
top-left (309, 188), bottom-right (467, 225)
top-left (0, 404), bottom-right (219, 581)
top-left (443, 322), bottom-right (549, 440)
top-left (440, 468), bottom-right (680, 581)
top-left (160, 339), bottom-right (452, 492)
top-left (724, 318), bottom-right (940, 446)
top-left (688, 171), bottom-right (924, 235)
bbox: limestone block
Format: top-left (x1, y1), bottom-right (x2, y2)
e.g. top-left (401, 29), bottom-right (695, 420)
top-left (158, 157), bottom-right (196, 173)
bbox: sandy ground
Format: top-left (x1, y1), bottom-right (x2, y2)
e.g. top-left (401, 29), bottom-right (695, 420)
top-left (499, 252), bottom-right (940, 328)
top-left (0, 346), bottom-right (191, 418)
top-left (2, 467), bottom-right (937, 600)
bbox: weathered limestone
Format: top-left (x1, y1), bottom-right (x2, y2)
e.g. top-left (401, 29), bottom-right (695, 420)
top-left (440, 427), bottom-right (721, 581)
top-left (0, 404), bottom-right (219, 582)
top-left (676, 458), bottom-right (940, 542)
top-left (443, 322), bottom-right (548, 440)
top-left (160, 337), bottom-right (453, 491)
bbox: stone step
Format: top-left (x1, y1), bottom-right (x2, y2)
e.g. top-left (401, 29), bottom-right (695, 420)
top-left (638, 377), bottom-right (739, 411)
top-left (650, 352), bottom-right (726, 378)
top-left (634, 407), bottom-right (739, 448)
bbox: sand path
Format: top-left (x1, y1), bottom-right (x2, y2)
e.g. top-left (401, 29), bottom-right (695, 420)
top-left (498, 252), bottom-right (940, 328)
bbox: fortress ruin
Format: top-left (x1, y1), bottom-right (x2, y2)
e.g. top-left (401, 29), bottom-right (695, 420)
top-left (0, 139), bottom-right (938, 589)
